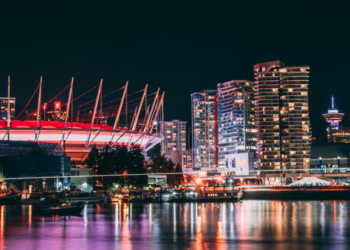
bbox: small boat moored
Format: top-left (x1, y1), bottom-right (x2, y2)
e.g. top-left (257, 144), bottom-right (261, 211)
top-left (35, 197), bottom-right (86, 215)
top-left (0, 192), bottom-right (21, 204)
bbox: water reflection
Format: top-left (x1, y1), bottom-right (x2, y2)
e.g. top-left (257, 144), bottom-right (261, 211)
top-left (0, 201), bottom-right (350, 249)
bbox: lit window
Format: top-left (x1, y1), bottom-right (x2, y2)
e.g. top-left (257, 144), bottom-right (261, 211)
top-left (301, 92), bottom-right (308, 96)
top-left (288, 88), bottom-right (293, 92)
top-left (288, 103), bottom-right (294, 107)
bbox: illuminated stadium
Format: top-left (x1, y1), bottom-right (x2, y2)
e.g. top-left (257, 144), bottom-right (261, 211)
top-left (1, 77), bottom-right (164, 161)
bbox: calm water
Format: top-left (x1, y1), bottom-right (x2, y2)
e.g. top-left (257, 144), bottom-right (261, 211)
top-left (0, 200), bottom-right (349, 250)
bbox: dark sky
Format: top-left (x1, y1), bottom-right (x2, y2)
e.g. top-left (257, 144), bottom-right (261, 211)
top-left (1, 1), bottom-right (350, 143)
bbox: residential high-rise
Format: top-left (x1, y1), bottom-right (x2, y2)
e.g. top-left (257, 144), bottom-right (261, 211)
top-left (217, 80), bottom-right (257, 168)
top-left (191, 90), bottom-right (217, 170)
top-left (254, 61), bottom-right (311, 170)
top-left (160, 120), bottom-right (187, 166)
top-left (0, 97), bottom-right (15, 121)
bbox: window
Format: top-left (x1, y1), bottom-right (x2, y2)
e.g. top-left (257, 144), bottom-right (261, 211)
top-left (301, 92), bottom-right (308, 96)
top-left (288, 103), bottom-right (294, 107)
top-left (288, 88), bottom-right (293, 92)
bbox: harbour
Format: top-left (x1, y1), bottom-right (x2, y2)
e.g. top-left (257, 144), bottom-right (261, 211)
top-left (0, 200), bottom-right (349, 249)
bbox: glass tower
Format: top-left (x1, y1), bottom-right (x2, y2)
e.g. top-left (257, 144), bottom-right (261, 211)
top-left (217, 80), bottom-right (256, 168)
top-left (191, 90), bottom-right (217, 170)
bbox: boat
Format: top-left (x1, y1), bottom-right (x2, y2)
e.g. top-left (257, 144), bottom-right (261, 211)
top-left (168, 190), bottom-right (189, 202)
top-left (35, 197), bottom-right (86, 215)
top-left (63, 191), bottom-right (105, 203)
top-left (128, 191), bottom-right (160, 203)
top-left (0, 192), bottom-right (21, 204)
top-left (18, 193), bottom-right (45, 205)
top-left (194, 187), bottom-right (243, 202)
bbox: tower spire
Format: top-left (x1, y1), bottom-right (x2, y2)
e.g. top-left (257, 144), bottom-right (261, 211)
top-left (331, 95), bottom-right (335, 110)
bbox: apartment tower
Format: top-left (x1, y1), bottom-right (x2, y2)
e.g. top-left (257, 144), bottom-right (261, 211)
top-left (160, 120), bottom-right (187, 166)
top-left (191, 90), bottom-right (217, 170)
top-left (254, 61), bottom-right (311, 170)
top-left (216, 80), bottom-right (256, 168)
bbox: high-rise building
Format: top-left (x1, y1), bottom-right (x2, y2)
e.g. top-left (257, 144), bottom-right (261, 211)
top-left (191, 90), bottom-right (217, 170)
top-left (323, 96), bottom-right (345, 143)
top-left (254, 61), bottom-right (311, 170)
top-left (186, 148), bottom-right (192, 169)
top-left (160, 120), bottom-right (187, 166)
top-left (217, 80), bottom-right (257, 168)
top-left (0, 97), bottom-right (15, 121)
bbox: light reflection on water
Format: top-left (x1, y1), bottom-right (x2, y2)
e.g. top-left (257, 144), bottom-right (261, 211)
top-left (0, 200), bottom-right (350, 249)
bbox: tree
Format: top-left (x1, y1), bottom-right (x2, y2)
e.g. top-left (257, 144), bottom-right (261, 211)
top-left (84, 145), bottom-right (100, 175)
top-left (174, 163), bottom-right (184, 186)
top-left (126, 147), bottom-right (148, 188)
top-left (84, 145), bottom-right (148, 189)
top-left (151, 154), bottom-right (184, 187)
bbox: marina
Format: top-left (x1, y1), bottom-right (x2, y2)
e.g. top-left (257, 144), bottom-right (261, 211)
top-left (0, 200), bottom-right (349, 249)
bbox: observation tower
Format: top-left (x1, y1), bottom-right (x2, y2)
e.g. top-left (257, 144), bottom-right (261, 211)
top-left (323, 95), bottom-right (344, 143)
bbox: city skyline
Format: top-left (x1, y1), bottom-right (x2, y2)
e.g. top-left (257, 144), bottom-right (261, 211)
top-left (1, 2), bottom-right (350, 144)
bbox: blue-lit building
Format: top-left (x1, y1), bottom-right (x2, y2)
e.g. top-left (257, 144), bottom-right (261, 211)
top-left (0, 141), bottom-right (70, 191)
top-left (217, 80), bottom-right (257, 170)
top-left (310, 143), bottom-right (350, 173)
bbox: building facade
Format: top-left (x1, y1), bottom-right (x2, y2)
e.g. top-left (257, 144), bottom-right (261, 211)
top-left (217, 80), bottom-right (257, 169)
top-left (0, 141), bottom-right (70, 191)
top-left (0, 97), bottom-right (15, 121)
top-left (191, 90), bottom-right (217, 170)
top-left (323, 96), bottom-right (347, 143)
top-left (160, 120), bottom-right (187, 167)
top-left (329, 127), bottom-right (350, 143)
top-left (254, 61), bottom-right (311, 170)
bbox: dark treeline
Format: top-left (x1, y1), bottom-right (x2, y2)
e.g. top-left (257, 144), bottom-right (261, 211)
top-left (84, 144), bottom-right (183, 188)
top-left (84, 145), bottom-right (148, 188)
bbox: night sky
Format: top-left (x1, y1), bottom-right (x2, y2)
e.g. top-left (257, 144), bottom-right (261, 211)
top-left (1, 1), bottom-right (350, 143)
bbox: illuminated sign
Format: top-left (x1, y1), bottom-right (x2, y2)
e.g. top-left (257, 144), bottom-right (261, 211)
top-left (42, 103), bottom-right (47, 110)
top-left (237, 159), bottom-right (246, 165)
top-left (54, 102), bottom-right (61, 110)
